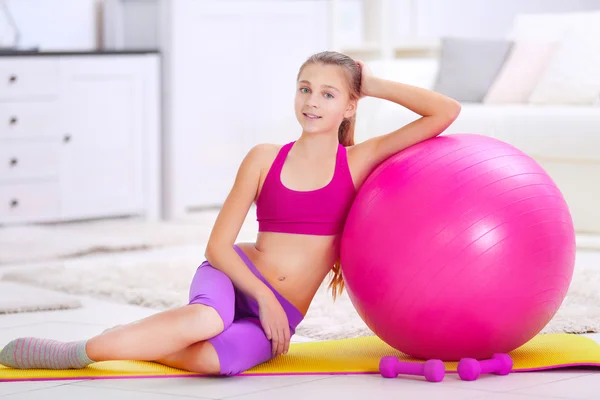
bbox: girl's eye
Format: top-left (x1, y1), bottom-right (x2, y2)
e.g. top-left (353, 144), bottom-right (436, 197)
top-left (299, 88), bottom-right (333, 98)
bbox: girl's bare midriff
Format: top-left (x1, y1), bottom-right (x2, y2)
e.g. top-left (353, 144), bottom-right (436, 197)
top-left (236, 232), bottom-right (339, 316)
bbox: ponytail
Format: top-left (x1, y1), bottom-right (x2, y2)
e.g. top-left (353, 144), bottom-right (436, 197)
top-left (338, 114), bottom-right (356, 147)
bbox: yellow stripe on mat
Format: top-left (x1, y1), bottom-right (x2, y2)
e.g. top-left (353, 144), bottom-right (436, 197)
top-left (1, 333), bottom-right (599, 381)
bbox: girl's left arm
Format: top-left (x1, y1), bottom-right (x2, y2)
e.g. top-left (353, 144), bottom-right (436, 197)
top-left (349, 62), bottom-right (461, 184)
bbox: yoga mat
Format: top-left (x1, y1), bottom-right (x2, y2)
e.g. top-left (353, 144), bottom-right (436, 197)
top-left (1, 333), bottom-right (599, 382)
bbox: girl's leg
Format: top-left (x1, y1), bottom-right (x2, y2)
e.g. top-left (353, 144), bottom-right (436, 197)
top-left (0, 304), bottom-right (225, 370)
top-left (0, 260), bottom-right (237, 370)
top-left (86, 303), bottom-right (224, 362)
top-left (155, 318), bottom-right (272, 376)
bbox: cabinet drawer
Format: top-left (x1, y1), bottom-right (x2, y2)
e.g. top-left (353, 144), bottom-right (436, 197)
top-left (0, 181), bottom-right (60, 222)
top-left (0, 101), bottom-right (61, 138)
top-left (0, 141), bottom-right (61, 182)
top-left (0, 58), bottom-right (60, 100)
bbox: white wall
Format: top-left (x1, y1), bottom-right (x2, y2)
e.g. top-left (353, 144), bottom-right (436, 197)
top-left (1, 0), bottom-right (100, 50)
top-left (4, 0), bottom-right (600, 51)
top-left (412, 0), bottom-right (600, 39)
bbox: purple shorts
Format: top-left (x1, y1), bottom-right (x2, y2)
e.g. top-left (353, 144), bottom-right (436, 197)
top-left (188, 245), bottom-right (304, 376)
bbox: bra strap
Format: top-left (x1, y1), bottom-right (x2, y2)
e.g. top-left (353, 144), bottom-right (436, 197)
top-left (273, 141), bottom-right (294, 170)
top-left (335, 143), bottom-right (354, 184)
top-left (262, 141), bottom-right (295, 187)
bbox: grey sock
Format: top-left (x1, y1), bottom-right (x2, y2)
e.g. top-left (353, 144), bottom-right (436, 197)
top-left (0, 338), bottom-right (95, 369)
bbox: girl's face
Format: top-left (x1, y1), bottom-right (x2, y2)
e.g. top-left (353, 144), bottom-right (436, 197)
top-left (295, 63), bottom-right (356, 135)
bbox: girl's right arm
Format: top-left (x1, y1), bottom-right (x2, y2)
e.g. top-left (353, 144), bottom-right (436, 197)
top-left (204, 144), bottom-right (291, 356)
top-left (204, 144), bottom-right (272, 300)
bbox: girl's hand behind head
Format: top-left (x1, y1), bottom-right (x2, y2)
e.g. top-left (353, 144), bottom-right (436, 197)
top-left (354, 59), bottom-right (374, 98)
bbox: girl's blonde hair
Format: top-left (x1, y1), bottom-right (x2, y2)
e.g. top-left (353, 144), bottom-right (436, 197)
top-left (297, 51), bottom-right (362, 300)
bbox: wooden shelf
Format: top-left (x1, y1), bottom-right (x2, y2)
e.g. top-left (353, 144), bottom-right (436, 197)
top-left (340, 38), bottom-right (440, 60)
top-left (339, 42), bottom-right (381, 59)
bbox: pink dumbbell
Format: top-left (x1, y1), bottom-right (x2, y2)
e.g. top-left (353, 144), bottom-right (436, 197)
top-left (379, 356), bottom-right (445, 382)
top-left (457, 353), bottom-right (513, 381)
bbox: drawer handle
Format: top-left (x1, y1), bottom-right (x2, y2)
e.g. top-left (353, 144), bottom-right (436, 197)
top-left (10, 199), bottom-right (19, 208)
top-left (8, 74), bottom-right (17, 84)
top-left (9, 116), bottom-right (18, 125)
top-left (63, 134), bottom-right (72, 143)
top-left (9, 158), bottom-right (18, 167)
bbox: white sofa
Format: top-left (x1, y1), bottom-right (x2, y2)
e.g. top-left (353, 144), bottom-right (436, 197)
top-left (355, 57), bottom-right (600, 235)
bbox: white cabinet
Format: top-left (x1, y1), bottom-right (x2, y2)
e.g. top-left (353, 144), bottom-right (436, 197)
top-left (159, 0), bottom-right (331, 218)
top-left (0, 53), bottom-right (160, 225)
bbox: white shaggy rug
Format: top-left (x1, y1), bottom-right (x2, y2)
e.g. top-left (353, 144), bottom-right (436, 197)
top-left (0, 220), bottom-right (210, 265)
top-left (2, 256), bottom-right (599, 339)
top-left (0, 212), bottom-right (259, 265)
top-left (0, 282), bottom-right (82, 314)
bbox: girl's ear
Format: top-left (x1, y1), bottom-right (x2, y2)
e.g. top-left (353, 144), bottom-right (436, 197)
top-left (344, 100), bottom-right (357, 119)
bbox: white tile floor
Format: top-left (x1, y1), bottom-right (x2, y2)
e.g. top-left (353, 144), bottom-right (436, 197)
top-left (1, 240), bottom-right (600, 398)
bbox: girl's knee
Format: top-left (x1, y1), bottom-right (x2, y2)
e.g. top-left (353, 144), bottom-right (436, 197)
top-left (184, 304), bottom-right (231, 341)
top-left (187, 263), bottom-right (236, 332)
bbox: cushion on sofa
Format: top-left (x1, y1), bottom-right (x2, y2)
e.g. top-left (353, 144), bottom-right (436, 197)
top-left (483, 40), bottom-right (557, 104)
top-left (528, 24), bottom-right (600, 105)
top-left (432, 37), bottom-right (513, 103)
top-left (505, 10), bottom-right (600, 105)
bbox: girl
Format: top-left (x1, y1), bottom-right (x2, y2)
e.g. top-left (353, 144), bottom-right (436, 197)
top-left (0, 51), bottom-right (460, 376)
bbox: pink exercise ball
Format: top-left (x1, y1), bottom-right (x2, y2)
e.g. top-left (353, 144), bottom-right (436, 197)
top-left (341, 133), bottom-right (575, 361)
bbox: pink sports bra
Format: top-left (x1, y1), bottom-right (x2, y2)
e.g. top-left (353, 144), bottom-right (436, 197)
top-left (256, 141), bottom-right (357, 236)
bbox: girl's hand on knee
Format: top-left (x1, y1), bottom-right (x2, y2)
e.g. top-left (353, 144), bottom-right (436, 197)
top-left (257, 293), bottom-right (290, 357)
